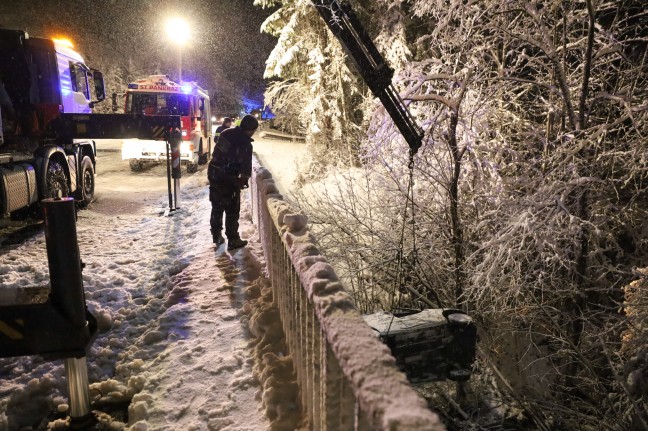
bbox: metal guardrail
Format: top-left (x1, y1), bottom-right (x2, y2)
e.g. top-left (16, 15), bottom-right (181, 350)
top-left (250, 160), bottom-right (444, 430)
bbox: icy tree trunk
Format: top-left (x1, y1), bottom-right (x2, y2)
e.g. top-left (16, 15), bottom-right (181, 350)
top-left (447, 110), bottom-right (465, 306)
top-left (567, 0), bottom-right (596, 387)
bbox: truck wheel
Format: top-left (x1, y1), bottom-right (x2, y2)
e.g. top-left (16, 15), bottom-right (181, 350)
top-left (186, 163), bottom-right (198, 173)
top-left (198, 140), bottom-right (208, 165)
top-left (45, 159), bottom-right (69, 199)
top-left (77, 156), bottom-right (95, 207)
top-left (129, 160), bottom-right (143, 172)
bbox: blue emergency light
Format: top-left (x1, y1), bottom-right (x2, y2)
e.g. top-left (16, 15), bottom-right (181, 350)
top-left (128, 83), bottom-right (138, 89)
top-left (60, 75), bottom-right (73, 96)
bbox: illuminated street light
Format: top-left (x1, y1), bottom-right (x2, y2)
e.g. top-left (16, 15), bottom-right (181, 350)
top-left (166, 17), bottom-right (190, 82)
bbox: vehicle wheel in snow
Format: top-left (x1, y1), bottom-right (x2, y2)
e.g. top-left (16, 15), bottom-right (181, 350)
top-left (198, 140), bottom-right (208, 165)
top-left (198, 152), bottom-right (208, 165)
top-left (129, 160), bottom-right (143, 172)
top-left (186, 163), bottom-right (198, 173)
top-left (77, 156), bottom-right (95, 207)
top-left (45, 159), bottom-right (69, 199)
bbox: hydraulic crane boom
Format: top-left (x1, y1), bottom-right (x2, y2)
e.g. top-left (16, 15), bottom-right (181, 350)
top-left (313, 3), bottom-right (478, 385)
top-left (312, 0), bottom-right (424, 154)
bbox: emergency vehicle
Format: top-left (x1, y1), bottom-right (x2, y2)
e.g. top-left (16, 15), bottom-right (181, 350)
top-left (121, 75), bottom-right (211, 172)
top-left (0, 29), bottom-right (105, 215)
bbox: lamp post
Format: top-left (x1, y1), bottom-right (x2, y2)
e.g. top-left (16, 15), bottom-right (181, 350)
top-left (166, 17), bottom-right (190, 82)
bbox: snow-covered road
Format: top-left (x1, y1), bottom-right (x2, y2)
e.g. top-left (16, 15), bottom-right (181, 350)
top-left (0, 135), bottom-right (305, 430)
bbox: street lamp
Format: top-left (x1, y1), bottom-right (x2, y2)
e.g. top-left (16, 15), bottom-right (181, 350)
top-left (166, 17), bottom-right (190, 82)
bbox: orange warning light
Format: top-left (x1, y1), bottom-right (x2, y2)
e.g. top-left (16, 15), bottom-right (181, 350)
top-left (52, 37), bottom-right (74, 48)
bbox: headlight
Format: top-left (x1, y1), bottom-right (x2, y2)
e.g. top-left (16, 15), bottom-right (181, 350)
top-left (180, 142), bottom-right (194, 154)
top-left (121, 140), bottom-right (139, 159)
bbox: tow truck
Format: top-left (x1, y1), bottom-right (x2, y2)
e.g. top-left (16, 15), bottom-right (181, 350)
top-left (120, 75), bottom-right (212, 173)
top-left (0, 29), bottom-right (105, 215)
top-left (0, 27), bottom-right (184, 429)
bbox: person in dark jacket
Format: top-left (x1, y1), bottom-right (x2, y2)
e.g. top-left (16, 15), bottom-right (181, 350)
top-left (208, 114), bottom-right (259, 249)
top-left (215, 117), bottom-right (232, 138)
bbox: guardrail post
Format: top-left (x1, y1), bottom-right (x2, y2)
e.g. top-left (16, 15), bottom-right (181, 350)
top-left (170, 130), bottom-right (182, 208)
top-left (42, 197), bottom-right (94, 427)
top-left (166, 140), bottom-right (175, 212)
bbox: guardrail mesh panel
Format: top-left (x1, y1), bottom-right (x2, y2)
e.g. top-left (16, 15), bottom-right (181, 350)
top-left (251, 159), bottom-right (444, 431)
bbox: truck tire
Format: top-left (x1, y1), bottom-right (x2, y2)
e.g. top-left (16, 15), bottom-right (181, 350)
top-left (198, 140), bottom-right (208, 165)
top-left (77, 156), bottom-right (95, 207)
top-left (129, 160), bottom-right (143, 172)
top-left (45, 159), bottom-right (69, 199)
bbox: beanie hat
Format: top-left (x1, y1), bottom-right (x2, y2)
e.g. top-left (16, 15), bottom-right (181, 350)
top-left (239, 114), bottom-right (259, 131)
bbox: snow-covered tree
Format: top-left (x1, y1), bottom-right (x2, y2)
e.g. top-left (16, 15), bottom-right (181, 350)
top-left (256, 0), bottom-right (369, 172)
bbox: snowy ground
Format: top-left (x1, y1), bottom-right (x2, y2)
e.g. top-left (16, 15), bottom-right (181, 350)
top-left (251, 134), bottom-right (306, 195)
top-left (0, 135), bottom-right (305, 431)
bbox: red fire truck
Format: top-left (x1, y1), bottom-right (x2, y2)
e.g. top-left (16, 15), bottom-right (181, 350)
top-left (121, 75), bottom-right (211, 172)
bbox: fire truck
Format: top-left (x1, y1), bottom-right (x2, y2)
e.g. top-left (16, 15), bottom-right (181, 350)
top-left (0, 29), bottom-right (105, 216)
top-left (121, 75), bottom-right (211, 173)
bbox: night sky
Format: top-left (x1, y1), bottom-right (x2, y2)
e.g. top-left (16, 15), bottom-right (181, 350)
top-left (0, 0), bottom-right (277, 113)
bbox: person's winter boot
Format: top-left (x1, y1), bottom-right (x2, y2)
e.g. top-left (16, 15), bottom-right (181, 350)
top-left (213, 232), bottom-right (225, 245)
top-left (227, 237), bottom-right (248, 250)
